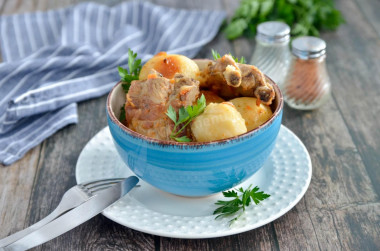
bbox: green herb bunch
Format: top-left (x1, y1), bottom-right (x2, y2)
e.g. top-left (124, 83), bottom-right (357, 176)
top-left (224, 0), bottom-right (344, 40)
top-left (214, 185), bottom-right (270, 225)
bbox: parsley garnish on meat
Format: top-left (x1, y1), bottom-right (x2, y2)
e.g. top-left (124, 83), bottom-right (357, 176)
top-left (212, 49), bottom-right (246, 64)
top-left (166, 94), bottom-right (206, 142)
top-left (118, 49), bottom-right (142, 93)
top-left (214, 185), bottom-right (270, 226)
top-left (119, 105), bottom-right (126, 123)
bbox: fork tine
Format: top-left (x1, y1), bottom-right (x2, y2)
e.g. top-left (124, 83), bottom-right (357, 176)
top-left (82, 178), bottom-right (126, 194)
top-left (81, 178), bottom-right (125, 188)
top-left (90, 186), bottom-right (113, 193)
top-left (86, 181), bottom-right (119, 191)
top-left (88, 182), bottom-right (142, 193)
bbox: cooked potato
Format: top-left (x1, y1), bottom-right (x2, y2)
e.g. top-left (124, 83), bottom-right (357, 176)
top-left (200, 90), bottom-right (225, 105)
top-left (191, 102), bottom-right (247, 142)
top-left (139, 52), bottom-right (199, 80)
top-left (230, 97), bottom-right (272, 131)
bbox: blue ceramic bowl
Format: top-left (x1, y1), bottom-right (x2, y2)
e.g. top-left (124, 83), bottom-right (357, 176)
top-left (106, 77), bottom-right (283, 197)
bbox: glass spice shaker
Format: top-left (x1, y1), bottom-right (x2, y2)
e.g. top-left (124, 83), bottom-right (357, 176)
top-left (282, 36), bottom-right (331, 110)
top-left (250, 21), bottom-right (291, 87)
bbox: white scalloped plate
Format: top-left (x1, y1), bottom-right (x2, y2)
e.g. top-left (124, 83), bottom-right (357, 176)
top-left (76, 125), bottom-right (312, 239)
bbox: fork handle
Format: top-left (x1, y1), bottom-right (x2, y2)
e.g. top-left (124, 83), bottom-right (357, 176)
top-left (0, 207), bottom-right (65, 248)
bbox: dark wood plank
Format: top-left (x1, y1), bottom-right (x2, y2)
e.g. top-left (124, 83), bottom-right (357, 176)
top-left (283, 0), bottom-right (379, 248)
top-left (0, 146), bottom-right (41, 239)
top-left (43, 0), bottom-right (78, 11)
top-left (272, 200), bottom-right (322, 251)
top-left (284, 100), bottom-right (377, 208)
top-left (311, 202), bottom-right (380, 251)
top-left (353, 0), bottom-right (380, 38)
top-left (331, 202), bottom-right (380, 250)
top-left (159, 238), bottom-right (211, 251)
top-left (0, 0), bottom-right (44, 14)
top-left (75, 0), bottom-right (122, 7)
top-left (160, 223), bottom-right (278, 251)
top-left (0, 0), bottom-right (6, 15)
top-left (32, 215), bottom-right (156, 251)
top-left (220, 224), bottom-right (278, 250)
top-left (272, 0), bottom-right (380, 246)
top-left (324, 0), bottom-right (380, 196)
top-left (278, 100), bottom-right (378, 249)
top-left (0, 0), bottom-right (29, 14)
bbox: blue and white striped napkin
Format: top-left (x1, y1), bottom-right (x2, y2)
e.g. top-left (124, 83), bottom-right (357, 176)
top-left (0, 2), bottom-right (225, 165)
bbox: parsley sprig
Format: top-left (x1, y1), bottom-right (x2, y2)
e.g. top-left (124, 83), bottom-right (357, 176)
top-left (212, 49), bottom-right (246, 64)
top-left (214, 185), bottom-right (270, 226)
top-left (166, 94), bottom-right (206, 142)
top-left (118, 49), bottom-right (142, 93)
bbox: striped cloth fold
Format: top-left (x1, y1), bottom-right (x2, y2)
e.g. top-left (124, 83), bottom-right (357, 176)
top-left (0, 1), bottom-right (226, 165)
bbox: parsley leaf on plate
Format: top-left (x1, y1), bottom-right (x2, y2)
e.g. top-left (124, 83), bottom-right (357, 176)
top-left (214, 185), bottom-right (270, 226)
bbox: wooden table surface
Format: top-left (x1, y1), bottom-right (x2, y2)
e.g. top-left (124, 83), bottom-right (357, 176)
top-left (1, 0), bottom-right (379, 250)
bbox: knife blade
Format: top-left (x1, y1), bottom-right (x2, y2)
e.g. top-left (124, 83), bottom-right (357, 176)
top-left (2, 176), bottom-right (138, 251)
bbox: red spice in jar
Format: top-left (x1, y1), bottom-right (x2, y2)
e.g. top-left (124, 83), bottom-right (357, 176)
top-left (282, 37), bottom-right (331, 110)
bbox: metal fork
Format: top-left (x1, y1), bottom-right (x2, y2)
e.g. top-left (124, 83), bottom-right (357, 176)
top-left (0, 178), bottom-right (125, 248)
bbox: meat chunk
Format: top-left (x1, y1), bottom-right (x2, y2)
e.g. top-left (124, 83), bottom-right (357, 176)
top-left (195, 55), bottom-right (275, 105)
top-left (168, 74), bottom-right (200, 110)
top-left (207, 55), bottom-right (241, 87)
top-left (224, 65), bottom-right (241, 87)
top-left (125, 74), bottom-right (173, 140)
top-left (124, 72), bottom-right (199, 140)
top-left (238, 64), bottom-right (275, 104)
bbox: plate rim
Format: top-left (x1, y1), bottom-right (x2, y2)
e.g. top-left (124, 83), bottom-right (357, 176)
top-left (76, 125), bottom-right (312, 239)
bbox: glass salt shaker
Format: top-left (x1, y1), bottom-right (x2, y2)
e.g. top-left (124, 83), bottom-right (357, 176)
top-left (282, 36), bottom-right (331, 110)
top-left (250, 21), bottom-right (291, 87)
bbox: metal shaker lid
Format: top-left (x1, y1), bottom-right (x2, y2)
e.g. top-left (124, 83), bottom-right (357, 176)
top-left (291, 36), bottom-right (326, 59)
top-left (256, 21), bottom-right (290, 43)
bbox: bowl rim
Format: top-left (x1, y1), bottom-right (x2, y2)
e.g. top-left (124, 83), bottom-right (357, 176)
top-left (106, 75), bottom-right (283, 146)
